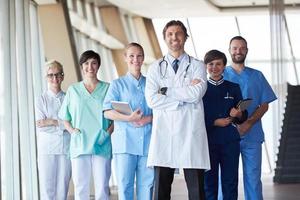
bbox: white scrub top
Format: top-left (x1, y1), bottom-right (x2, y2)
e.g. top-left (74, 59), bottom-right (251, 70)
top-left (145, 53), bottom-right (210, 169)
top-left (35, 90), bottom-right (70, 155)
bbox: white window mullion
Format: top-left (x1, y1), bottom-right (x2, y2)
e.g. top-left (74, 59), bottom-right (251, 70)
top-left (15, 0), bottom-right (39, 199)
top-left (30, 1), bottom-right (45, 95)
top-left (0, 0), bottom-right (21, 199)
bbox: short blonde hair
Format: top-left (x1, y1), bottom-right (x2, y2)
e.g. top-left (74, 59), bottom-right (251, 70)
top-left (45, 60), bottom-right (64, 76)
top-left (124, 42), bottom-right (144, 56)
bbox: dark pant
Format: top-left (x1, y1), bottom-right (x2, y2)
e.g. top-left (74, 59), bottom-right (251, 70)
top-left (154, 166), bottom-right (205, 200)
top-left (204, 141), bottom-right (240, 200)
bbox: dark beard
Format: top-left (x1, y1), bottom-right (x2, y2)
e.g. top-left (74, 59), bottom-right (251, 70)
top-left (231, 55), bottom-right (246, 64)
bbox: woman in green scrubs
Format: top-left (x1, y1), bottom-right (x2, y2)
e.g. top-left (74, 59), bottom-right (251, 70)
top-left (59, 50), bottom-right (113, 200)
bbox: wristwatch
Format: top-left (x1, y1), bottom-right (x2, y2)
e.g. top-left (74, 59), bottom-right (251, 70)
top-left (160, 87), bottom-right (168, 95)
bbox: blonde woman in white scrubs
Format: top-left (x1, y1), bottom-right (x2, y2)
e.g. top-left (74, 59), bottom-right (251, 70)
top-left (35, 60), bottom-right (71, 200)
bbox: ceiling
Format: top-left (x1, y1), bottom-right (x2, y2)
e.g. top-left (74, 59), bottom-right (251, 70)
top-left (35, 0), bottom-right (300, 18)
top-left (105, 0), bottom-right (300, 18)
top-left (210, 0), bottom-right (300, 8)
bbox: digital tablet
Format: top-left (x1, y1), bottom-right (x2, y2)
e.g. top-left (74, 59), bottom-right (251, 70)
top-left (237, 98), bottom-right (253, 111)
top-left (111, 101), bottom-right (133, 115)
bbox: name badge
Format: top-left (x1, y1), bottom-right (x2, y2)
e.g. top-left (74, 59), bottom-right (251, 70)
top-left (224, 92), bottom-right (234, 99)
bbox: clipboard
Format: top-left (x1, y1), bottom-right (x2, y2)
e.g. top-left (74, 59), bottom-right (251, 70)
top-left (111, 101), bottom-right (133, 115)
top-left (236, 98), bottom-right (253, 111)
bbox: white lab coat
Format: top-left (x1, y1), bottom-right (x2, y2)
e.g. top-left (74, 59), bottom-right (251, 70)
top-left (35, 90), bottom-right (71, 200)
top-left (145, 53), bottom-right (210, 169)
top-left (35, 90), bottom-right (70, 155)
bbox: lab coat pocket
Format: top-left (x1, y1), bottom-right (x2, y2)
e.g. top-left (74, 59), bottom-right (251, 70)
top-left (190, 108), bottom-right (204, 134)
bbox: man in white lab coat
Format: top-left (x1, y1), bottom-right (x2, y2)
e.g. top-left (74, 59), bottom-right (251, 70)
top-left (145, 20), bottom-right (210, 200)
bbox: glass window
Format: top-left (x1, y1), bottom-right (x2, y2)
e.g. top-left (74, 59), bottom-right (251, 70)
top-left (286, 13), bottom-right (300, 58)
top-left (86, 2), bottom-right (96, 26)
top-left (67, 0), bottom-right (73, 10)
top-left (0, 0), bottom-right (41, 199)
top-left (120, 11), bottom-right (138, 42)
top-left (238, 15), bottom-right (271, 61)
top-left (189, 16), bottom-right (238, 59)
top-left (94, 7), bottom-right (105, 30)
top-left (76, 0), bottom-right (86, 18)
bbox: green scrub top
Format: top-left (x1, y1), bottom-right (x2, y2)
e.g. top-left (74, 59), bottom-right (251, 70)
top-left (59, 81), bottom-right (112, 159)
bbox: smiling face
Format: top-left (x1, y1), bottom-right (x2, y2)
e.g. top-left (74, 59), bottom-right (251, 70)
top-left (206, 59), bottom-right (226, 81)
top-left (125, 45), bottom-right (144, 76)
top-left (47, 66), bottom-right (64, 91)
top-left (164, 25), bottom-right (186, 54)
top-left (81, 58), bottom-right (99, 79)
top-left (229, 39), bottom-right (248, 64)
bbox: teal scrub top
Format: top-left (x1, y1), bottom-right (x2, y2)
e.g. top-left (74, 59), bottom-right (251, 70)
top-left (59, 81), bottom-right (112, 159)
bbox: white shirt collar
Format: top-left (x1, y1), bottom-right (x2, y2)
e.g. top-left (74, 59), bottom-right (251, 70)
top-left (166, 52), bottom-right (187, 65)
top-left (208, 77), bottom-right (224, 86)
top-left (46, 89), bottom-right (64, 98)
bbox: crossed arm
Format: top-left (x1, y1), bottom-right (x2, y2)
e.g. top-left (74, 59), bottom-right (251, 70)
top-left (145, 61), bottom-right (207, 110)
top-left (36, 118), bottom-right (58, 127)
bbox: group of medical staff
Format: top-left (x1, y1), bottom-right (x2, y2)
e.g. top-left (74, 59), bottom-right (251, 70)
top-left (35, 20), bottom-right (277, 200)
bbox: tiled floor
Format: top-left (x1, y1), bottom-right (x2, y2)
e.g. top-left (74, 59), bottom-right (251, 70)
top-left (109, 173), bottom-right (300, 200)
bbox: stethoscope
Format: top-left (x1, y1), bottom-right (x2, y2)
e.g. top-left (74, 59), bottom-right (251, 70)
top-left (159, 55), bottom-right (191, 79)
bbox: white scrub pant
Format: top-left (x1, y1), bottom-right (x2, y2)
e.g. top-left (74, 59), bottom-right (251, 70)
top-left (38, 154), bottom-right (71, 200)
top-left (240, 140), bottom-right (263, 200)
top-left (114, 153), bottom-right (154, 200)
top-left (71, 155), bottom-right (111, 200)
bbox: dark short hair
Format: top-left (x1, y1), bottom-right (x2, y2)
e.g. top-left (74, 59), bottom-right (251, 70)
top-left (229, 36), bottom-right (248, 47)
top-left (204, 49), bottom-right (227, 66)
top-left (162, 20), bottom-right (189, 39)
top-left (125, 42), bottom-right (144, 56)
top-left (79, 50), bottom-right (101, 66)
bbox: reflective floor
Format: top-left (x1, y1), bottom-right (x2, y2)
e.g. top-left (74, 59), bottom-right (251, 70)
top-left (110, 173), bottom-right (300, 200)
top-left (67, 173), bottom-right (300, 199)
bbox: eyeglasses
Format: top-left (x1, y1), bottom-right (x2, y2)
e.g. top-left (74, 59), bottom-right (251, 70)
top-left (47, 72), bottom-right (64, 79)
